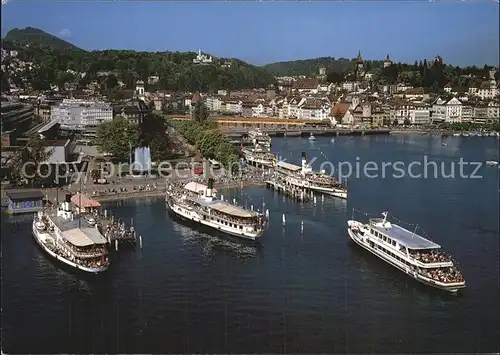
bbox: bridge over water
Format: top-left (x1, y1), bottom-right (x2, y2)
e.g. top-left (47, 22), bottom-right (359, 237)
top-left (222, 127), bottom-right (391, 138)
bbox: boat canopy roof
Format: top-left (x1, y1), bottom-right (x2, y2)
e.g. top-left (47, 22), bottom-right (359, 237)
top-left (370, 221), bottom-right (441, 250)
top-left (277, 161), bottom-right (301, 171)
top-left (187, 196), bottom-right (258, 218)
top-left (210, 202), bottom-right (255, 218)
top-left (71, 192), bottom-right (101, 208)
top-left (62, 227), bottom-right (107, 247)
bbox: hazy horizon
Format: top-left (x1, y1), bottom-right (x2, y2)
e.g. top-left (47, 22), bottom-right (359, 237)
top-left (1, 1), bottom-right (499, 67)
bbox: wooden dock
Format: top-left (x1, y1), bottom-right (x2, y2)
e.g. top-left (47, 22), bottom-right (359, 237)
top-left (266, 180), bottom-right (309, 202)
top-left (92, 209), bottom-right (139, 250)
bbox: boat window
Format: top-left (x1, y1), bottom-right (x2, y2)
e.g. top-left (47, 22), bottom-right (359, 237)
top-left (239, 226), bottom-right (243, 229)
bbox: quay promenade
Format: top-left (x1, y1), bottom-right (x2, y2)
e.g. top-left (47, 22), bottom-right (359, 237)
top-left (1, 166), bottom-right (269, 207)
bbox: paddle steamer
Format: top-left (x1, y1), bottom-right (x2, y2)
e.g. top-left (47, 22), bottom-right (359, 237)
top-left (273, 152), bottom-right (347, 199)
top-left (347, 211), bottom-right (465, 292)
top-left (32, 194), bottom-right (109, 273)
top-left (166, 178), bottom-right (268, 240)
top-left (241, 129), bottom-right (276, 168)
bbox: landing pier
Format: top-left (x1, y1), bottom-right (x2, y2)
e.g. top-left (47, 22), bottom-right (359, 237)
top-left (266, 179), bottom-right (309, 202)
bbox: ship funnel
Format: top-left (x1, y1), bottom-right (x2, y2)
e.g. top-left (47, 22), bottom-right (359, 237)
top-left (301, 152), bottom-right (307, 168)
top-left (63, 193), bottom-right (71, 211)
top-left (206, 178), bottom-right (214, 197)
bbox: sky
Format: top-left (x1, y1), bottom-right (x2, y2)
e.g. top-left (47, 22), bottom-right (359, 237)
top-left (1, 1), bottom-right (499, 67)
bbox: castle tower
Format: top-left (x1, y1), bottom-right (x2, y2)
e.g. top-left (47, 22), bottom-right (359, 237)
top-left (383, 54), bottom-right (392, 68)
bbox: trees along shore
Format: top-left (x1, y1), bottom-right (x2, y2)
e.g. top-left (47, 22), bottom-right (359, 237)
top-left (94, 102), bottom-right (240, 171)
top-left (167, 102), bottom-right (240, 171)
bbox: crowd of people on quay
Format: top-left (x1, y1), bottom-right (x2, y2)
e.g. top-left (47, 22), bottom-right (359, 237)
top-left (91, 184), bottom-right (160, 196)
top-left (102, 220), bottom-right (136, 244)
top-left (421, 266), bottom-right (464, 284)
top-left (410, 249), bottom-right (452, 263)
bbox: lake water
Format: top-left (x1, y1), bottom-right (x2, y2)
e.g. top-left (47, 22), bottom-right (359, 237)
top-left (2, 135), bottom-right (499, 353)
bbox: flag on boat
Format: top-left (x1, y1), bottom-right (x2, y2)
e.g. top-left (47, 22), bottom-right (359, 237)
top-left (382, 211), bottom-right (388, 218)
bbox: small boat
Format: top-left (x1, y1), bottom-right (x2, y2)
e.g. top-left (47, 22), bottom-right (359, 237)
top-left (453, 133), bottom-right (461, 137)
top-left (331, 138), bottom-right (335, 143)
top-left (309, 133), bottom-right (316, 141)
top-left (441, 143), bottom-right (448, 147)
top-left (485, 160), bottom-right (499, 166)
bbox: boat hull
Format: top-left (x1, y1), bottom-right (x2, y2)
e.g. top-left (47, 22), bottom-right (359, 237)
top-left (310, 186), bottom-right (347, 199)
top-left (166, 198), bottom-right (263, 241)
top-left (32, 223), bottom-right (108, 274)
top-left (347, 226), bottom-right (465, 293)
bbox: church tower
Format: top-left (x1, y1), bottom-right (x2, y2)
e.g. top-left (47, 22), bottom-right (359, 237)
top-left (383, 54), bottom-right (392, 68)
top-left (355, 51), bottom-right (364, 79)
top-left (135, 80), bottom-right (145, 99)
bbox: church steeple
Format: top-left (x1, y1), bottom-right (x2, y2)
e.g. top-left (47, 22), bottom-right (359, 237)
top-left (384, 53), bottom-right (392, 68)
top-left (356, 50), bottom-right (363, 64)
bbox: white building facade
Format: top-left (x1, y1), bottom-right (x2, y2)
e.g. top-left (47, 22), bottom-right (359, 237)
top-left (444, 97), bottom-right (462, 123)
top-left (50, 99), bottom-right (113, 129)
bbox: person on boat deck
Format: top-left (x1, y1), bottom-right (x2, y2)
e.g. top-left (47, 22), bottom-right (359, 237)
top-left (411, 250), bottom-right (452, 263)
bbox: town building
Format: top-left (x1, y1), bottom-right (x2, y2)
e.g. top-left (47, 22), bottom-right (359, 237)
top-left (1, 100), bottom-right (35, 145)
top-left (431, 97), bottom-right (462, 123)
top-left (472, 103), bottom-right (489, 124)
top-left (443, 97), bottom-right (462, 123)
top-left (5, 190), bottom-right (44, 215)
top-left (487, 100), bottom-right (500, 121)
top-left (50, 99), bottom-right (113, 130)
top-left (461, 105), bottom-right (474, 122)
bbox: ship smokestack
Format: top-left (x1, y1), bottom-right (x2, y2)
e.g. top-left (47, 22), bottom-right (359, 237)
top-left (301, 152), bottom-right (307, 168)
top-left (64, 193), bottom-right (71, 211)
top-left (206, 178), bottom-right (214, 197)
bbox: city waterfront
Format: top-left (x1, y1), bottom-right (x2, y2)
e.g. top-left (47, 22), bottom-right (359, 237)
top-left (2, 135), bottom-right (499, 353)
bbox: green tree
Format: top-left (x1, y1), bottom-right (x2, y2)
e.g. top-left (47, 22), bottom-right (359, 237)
top-left (95, 116), bottom-right (139, 162)
top-left (149, 134), bottom-right (171, 161)
top-left (193, 101), bottom-right (209, 124)
top-left (148, 100), bottom-right (156, 113)
top-left (10, 136), bottom-right (54, 186)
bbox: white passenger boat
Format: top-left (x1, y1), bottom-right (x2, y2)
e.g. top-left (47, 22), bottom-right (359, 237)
top-left (273, 152), bottom-right (347, 199)
top-left (242, 129), bottom-right (276, 168)
top-left (309, 133), bottom-right (316, 141)
top-left (166, 179), bottom-right (268, 240)
top-left (32, 196), bottom-right (109, 273)
top-left (347, 211), bottom-right (465, 292)
top-left (485, 160), bottom-right (498, 166)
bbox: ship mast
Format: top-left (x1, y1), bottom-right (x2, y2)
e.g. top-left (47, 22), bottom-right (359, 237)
top-left (382, 211), bottom-right (388, 224)
top-left (78, 169), bottom-right (82, 229)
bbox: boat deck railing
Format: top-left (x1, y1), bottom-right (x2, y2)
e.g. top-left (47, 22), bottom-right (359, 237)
top-left (369, 218), bottom-right (385, 226)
